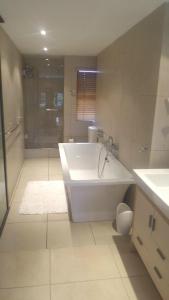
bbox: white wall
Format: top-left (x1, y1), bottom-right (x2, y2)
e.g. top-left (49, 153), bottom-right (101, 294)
top-left (150, 3), bottom-right (169, 167)
top-left (96, 5), bottom-right (165, 170)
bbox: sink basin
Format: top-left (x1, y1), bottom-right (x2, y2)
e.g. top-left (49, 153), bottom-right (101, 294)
top-left (145, 174), bottom-right (169, 187)
top-left (133, 169), bottom-right (169, 220)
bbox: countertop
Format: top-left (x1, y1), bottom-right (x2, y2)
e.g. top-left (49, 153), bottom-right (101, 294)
top-left (133, 169), bottom-right (169, 220)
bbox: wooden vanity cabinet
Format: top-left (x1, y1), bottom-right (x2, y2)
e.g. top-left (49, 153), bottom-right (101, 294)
top-left (132, 187), bottom-right (169, 300)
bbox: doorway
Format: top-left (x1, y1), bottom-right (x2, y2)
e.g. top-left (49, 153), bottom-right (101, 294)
top-left (0, 64), bottom-right (8, 232)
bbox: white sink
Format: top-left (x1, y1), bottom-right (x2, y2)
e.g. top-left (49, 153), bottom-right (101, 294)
top-left (145, 174), bottom-right (169, 187)
top-left (133, 169), bottom-right (169, 220)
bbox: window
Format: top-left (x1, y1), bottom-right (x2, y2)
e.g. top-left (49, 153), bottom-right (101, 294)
top-left (76, 69), bottom-right (97, 121)
top-left (39, 92), bottom-right (47, 108)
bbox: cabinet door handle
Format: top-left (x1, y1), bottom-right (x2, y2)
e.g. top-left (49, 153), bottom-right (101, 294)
top-left (136, 236), bottom-right (143, 245)
top-left (152, 218), bottom-right (156, 231)
top-left (148, 215), bottom-right (153, 228)
top-left (154, 266), bottom-right (162, 279)
top-left (156, 248), bottom-right (166, 261)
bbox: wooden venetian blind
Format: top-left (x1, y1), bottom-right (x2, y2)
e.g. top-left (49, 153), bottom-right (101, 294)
top-left (76, 70), bottom-right (96, 121)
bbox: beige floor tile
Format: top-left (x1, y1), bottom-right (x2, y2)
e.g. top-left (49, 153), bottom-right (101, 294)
top-left (20, 172), bottom-right (49, 181)
top-left (51, 245), bottom-right (120, 283)
top-left (11, 184), bottom-right (26, 203)
top-left (48, 212), bottom-right (69, 221)
top-left (0, 285), bottom-right (50, 300)
top-left (7, 202), bottom-right (47, 223)
top-left (49, 158), bottom-right (62, 170)
top-left (50, 173), bottom-right (63, 179)
top-left (22, 159), bottom-right (48, 177)
top-left (110, 249), bottom-right (148, 277)
top-left (19, 174), bottom-right (49, 186)
top-left (48, 148), bottom-right (59, 158)
top-left (122, 276), bottom-right (162, 300)
top-left (21, 166), bottom-right (48, 176)
top-left (23, 158), bottom-right (48, 168)
top-left (0, 250), bottom-right (49, 288)
top-left (49, 158), bottom-right (63, 180)
top-left (21, 158), bottom-right (48, 176)
top-left (51, 278), bottom-right (129, 300)
top-left (24, 149), bottom-right (48, 158)
top-left (90, 221), bottom-right (119, 245)
top-left (111, 235), bottom-right (136, 254)
top-left (47, 221), bottom-right (95, 248)
top-left (94, 235), bottom-right (115, 245)
top-left (90, 221), bottom-right (119, 236)
top-left (0, 222), bottom-right (47, 251)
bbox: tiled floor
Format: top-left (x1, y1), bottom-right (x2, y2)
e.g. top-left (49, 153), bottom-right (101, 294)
top-left (0, 158), bottom-right (162, 299)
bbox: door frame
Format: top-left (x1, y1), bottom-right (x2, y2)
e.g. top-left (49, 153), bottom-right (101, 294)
top-left (0, 62), bottom-right (9, 235)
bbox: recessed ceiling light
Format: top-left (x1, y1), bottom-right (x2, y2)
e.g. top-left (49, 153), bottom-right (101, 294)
top-left (45, 58), bottom-right (49, 61)
top-left (43, 47), bottom-right (48, 52)
top-left (40, 30), bottom-right (46, 36)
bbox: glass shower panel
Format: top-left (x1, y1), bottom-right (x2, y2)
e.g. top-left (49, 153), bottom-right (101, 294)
top-left (23, 56), bottom-right (64, 148)
top-left (0, 75), bottom-right (8, 229)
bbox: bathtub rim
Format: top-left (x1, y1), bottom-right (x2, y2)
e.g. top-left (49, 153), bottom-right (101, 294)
top-left (59, 142), bottom-right (135, 187)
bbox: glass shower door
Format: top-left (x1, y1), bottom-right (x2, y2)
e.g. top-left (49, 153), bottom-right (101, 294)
top-left (38, 79), bottom-right (64, 148)
top-left (23, 56), bottom-right (64, 149)
top-left (0, 73), bottom-right (8, 230)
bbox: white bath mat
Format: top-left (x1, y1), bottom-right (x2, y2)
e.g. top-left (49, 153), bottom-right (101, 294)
top-left (19, 180), bottom-right (68, 214)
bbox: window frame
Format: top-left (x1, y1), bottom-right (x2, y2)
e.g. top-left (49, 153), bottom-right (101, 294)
top-left (76, 68), bottom-right (97, 122)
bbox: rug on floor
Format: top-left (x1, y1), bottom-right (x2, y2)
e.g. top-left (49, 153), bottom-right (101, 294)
top-left (19, 180), bottom-right (68, 214)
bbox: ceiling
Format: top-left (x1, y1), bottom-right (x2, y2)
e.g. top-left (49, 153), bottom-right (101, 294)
top-left (0, 0), bottom-right (165, 56)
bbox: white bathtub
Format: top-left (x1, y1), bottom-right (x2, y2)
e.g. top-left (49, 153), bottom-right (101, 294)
top-left (59, 143), bottom-right (134, 222)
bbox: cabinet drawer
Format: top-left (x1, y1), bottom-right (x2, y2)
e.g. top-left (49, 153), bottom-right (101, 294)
top-left (133, 230), bottom-right (169, 300)
top-left (134, 188), bottom-right (154, 240)
top-left (152, 210), bottom-right (169, 268)
top-left (148, 262), bottom-right (169, 300)
top-left (150, 242), bottom-right (169, 285)
top-left (132, 229), bottom-right (150, 268)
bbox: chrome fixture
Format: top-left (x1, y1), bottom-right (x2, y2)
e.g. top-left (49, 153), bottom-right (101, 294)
top-left (98, 135), bottom-right (119, 178)
top-left (104, 135), bottom-right (119, 157)
top-left (98, 145), bottom-right (109, 178)
top-left (96, 129), bottom-right (104, 142)
top-left (105, 136), bottom-right (114, 151)
top-left (138, 145), bottom-right (149, 152)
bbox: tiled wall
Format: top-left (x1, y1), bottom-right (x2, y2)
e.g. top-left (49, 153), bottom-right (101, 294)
top-left (64, 56), bottom-right (97, 142)
top-left (0, 27), bottom-right (24, 201)
top-left (150, 4), bottom-right (169, 168)
top-left (96, 5), bottom-right (165, 170)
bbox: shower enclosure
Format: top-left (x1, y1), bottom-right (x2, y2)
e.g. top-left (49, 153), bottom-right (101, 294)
top-left (23, 56), bottom-right (64, 149)
top-left (0, 66), bottom-right (8, 232)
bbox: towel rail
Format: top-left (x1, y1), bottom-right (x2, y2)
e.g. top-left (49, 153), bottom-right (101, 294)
top-left (5, 122), bottom-right (21, 139)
